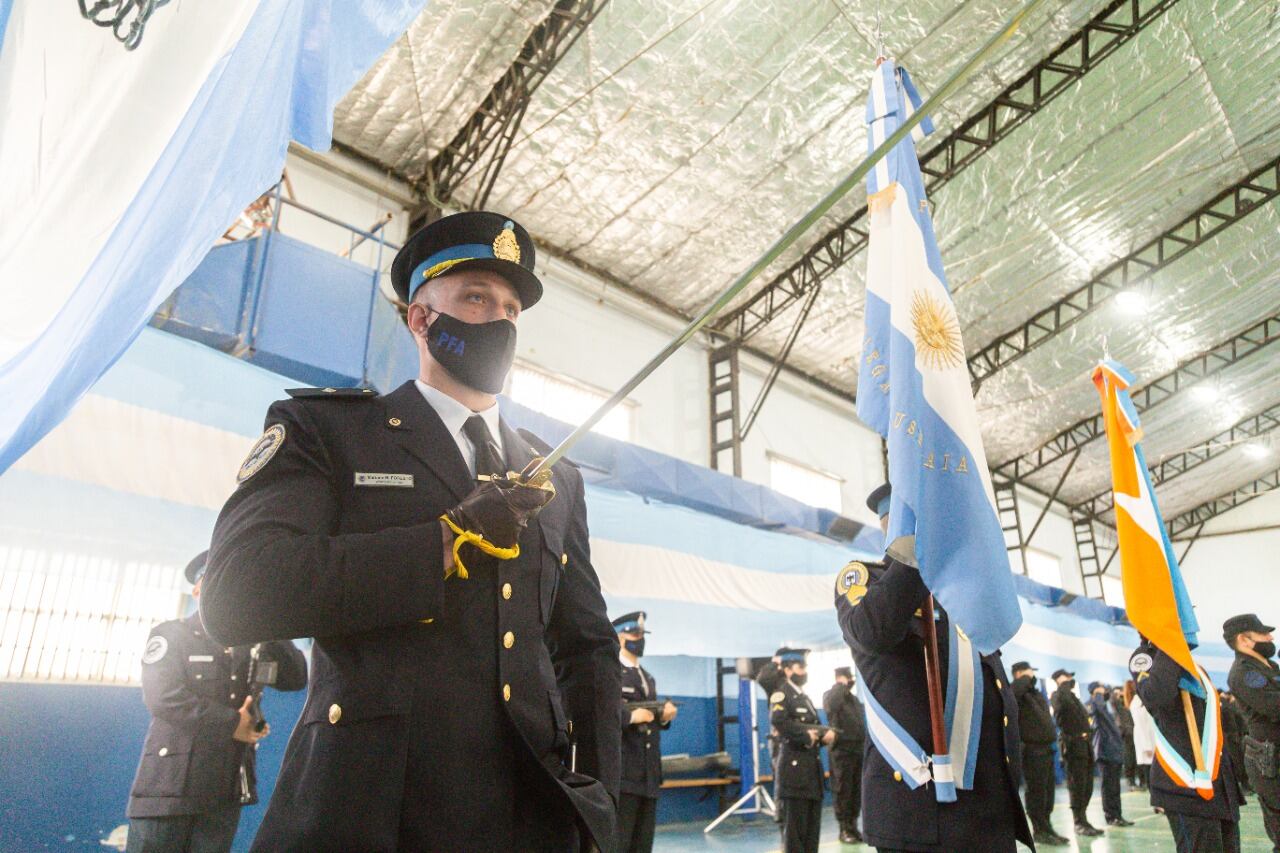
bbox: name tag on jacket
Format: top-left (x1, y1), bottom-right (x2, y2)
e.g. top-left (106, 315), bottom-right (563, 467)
top-left (354, 473), bottom-right (415, 488)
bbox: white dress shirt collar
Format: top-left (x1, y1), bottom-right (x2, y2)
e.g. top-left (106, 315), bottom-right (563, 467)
top-left (414, 380), bottom-right (503, 474)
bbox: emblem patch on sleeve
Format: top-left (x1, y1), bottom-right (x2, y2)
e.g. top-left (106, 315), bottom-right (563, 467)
top-left (770, 691), bottom-right (785, 704)
top-left (835, 561), bottom-right (869, 607)
top-left (237, 424), bottom-right (286, 483)
top-left (1244, 670), bottom-right (1268, 689)
top-left (142, 635), bottom-right (168, 665)
top-left (1129, 652), bottom-right (1153, 674)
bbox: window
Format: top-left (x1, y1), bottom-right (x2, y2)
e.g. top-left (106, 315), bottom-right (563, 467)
top-left (508, 361), bottom-right (636, 442)
top-left (0, 545), bottom-right (186, 684)
top-left (1100, 575), bottom-right (1125, 607)
top-left (1023, 548), bottom-right (1063, 588)
top-left (768, 454), bottom-right (843, 513)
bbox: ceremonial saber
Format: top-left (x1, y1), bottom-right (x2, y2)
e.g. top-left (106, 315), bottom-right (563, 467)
top-left (525, 0), bottom-right (1048, 481)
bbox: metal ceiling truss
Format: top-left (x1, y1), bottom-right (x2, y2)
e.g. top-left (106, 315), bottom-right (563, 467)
top-left (712, 0), bottom-right (1180, 346)
top-left (1074, 399), bottom-right (1280, 520)
top-left (969, 152), bottom-right (1280, 387)
top-left (994, 311), bottom-right (1280, 482)
top-left (1166, 465), bottom-right (1280, 540)
top-left (421, 0), bottom-right (607, 210)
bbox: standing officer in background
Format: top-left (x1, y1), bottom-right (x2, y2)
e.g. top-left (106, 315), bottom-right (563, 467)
top-left (822, 666), bottom-right (866, 844)
top-left (1113, 684), bottom-right (1138, 789)
top-left (1088, 681), bottom-right (1132, 827)
top-left (1011, 661), bottom-right (1067, 845)
top-left (200, 211), bottom-right (621, 852)
top-left (1225, 613), bottom-right (1280, 849)
top-left (770, 648), bottom-right (832, 853)
top-left (834, 484), bottom-right (1031, 853)
top-left (1051, 668), bottom-right (1102, 837)
top-left (756, 647), bottom-right (790, 824)
top-left (126, 552), bottom-right (306, 853)
top-left (615, 611), bottom-right (677, 853)
top-left (1131, 638), bottom-right (1243, 852)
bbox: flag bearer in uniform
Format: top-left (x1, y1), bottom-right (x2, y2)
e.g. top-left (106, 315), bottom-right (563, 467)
top-left (834, 484), bottom-right (1031, 853)
top-left (1130, 640), bottom-right (1243, 852)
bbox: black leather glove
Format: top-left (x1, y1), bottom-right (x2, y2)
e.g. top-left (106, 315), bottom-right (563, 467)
top-left (440, 459), bottom-right (555, 578)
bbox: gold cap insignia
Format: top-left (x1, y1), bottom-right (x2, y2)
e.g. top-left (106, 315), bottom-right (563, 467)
top-left (493, 222), bottom-right (521, 264)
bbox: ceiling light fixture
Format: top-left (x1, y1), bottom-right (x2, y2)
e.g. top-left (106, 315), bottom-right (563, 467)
top-left (1114, 290), bottom-right (1147, 314)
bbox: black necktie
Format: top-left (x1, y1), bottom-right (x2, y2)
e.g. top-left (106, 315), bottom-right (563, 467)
top-left (462, 415), bottom-right (504, 478)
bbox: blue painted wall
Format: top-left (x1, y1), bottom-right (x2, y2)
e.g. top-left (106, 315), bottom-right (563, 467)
top-left (0, 655), bottom-right (770, 848)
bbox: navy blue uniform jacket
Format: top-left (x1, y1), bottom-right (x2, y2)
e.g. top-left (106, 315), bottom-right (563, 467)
top-left (200, 382), bottom-right (621, 851)
top-left (1130, 640), bottom-right (1242, 820)
top-left (127, 614), bottom-right (306, 818)
top-left (619, 663), bottom-right (666, 798)
top-left (834, 559), bottom-right (1032, 852)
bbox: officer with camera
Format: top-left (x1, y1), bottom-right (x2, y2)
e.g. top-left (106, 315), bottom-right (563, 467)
top-left (126, 552), bottom-right (307, 853)
top-left (1225, 613), bottom-right (1280, 850)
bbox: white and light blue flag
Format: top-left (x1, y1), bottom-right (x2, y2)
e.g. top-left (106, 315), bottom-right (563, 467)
top-left (856, 60), bottom-right (1021, 653)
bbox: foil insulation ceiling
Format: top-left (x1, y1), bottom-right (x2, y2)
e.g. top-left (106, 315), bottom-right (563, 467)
top-left (332, 0), bottom-right (1280, 531)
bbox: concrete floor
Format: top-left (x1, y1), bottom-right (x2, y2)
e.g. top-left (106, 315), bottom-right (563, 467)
top-left (654, 786), bottom-right (1277, 852)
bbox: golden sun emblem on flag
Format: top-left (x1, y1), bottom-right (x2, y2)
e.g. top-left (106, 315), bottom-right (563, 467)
top-left (910, 290), bottom-right (964, 370)
top-left (493, 224), bottom-right (521, 264)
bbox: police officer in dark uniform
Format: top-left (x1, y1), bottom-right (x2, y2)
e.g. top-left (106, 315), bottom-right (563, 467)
top-left (822, 666), bottom-right (866, 844)
top-left (615, 611), bottom-right (676, 853)
top-left (1130, 638), bottom-right (1243, 852)
top-left (756, 647), bottom-right (790, 824)
top-left (200, 211), bottom-right (622, 852)
top-left (1088, 681), bottom-right (1132, 827)
top-left (1050, 668), bottom-right (1102, 837)
top-left (770, 648), bottom-right (831, 853)
top-left (126, 552), bottom-right (306, 852)
top-left (833, 484), bottom-right (1031, 853)
top-left (1225, 613), bottom-right (1280, 849)
top-left (1011, 661), bottom-right (1067, 845)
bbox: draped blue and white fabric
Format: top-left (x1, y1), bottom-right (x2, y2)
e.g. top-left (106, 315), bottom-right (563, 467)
top-left (3, 326), bottom-right (1227, 680)
top-left (856, 59), bottom-right (1021, 654)
top-left (0, 0), bottom-right (427, 475)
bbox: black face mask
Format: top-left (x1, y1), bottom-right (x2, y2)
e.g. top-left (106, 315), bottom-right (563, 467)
top-left (423, 309), bottom-right (516, 395)
top-left (1254, 641), bottom-right (1276, 660)
top-left (1062, 679), bottom-right (1076, 691)
top-left (624, 638), bottom-right (645, 657)
top-left (791, 673), bottom-right (808, 687)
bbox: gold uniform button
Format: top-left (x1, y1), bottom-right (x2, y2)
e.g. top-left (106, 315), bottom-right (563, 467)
top-left (503, 684), bottom-right (512, 702)
top-left (502, 583), bottom-right (512, 600)
top-left (323, 388), bottom-right (336, 393)
top-left (503, 631), bottom-right (515, 649)
top-left (158, 747), bottom-right (168, 757)
top-left (388, 417), bottom-right (401, 427)
top-left (328, 704), bottom-right (342, 724)
top-left (1003, 715), bottom-right (1009, 727)
top-left (561, 553), bottom-right (568, 566)
top-left (893, 771), bottom-right (903, 782)
top-left (996, 678), bottom-right (1003, 689)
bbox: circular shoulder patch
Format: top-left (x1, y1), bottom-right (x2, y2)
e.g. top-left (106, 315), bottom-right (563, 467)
top-left (1244, 670), bottom-right (1268, 689)
top-left (770, 691), bottom-right (785, 704)
top-left (1129, 651), bottom-right (1153, 674)
top-left (142, 635), bottom-right (168, 665)
top-left (835, 561), bottom-right (869, 607)
top-left (237, 424), bottom-right (286, 483)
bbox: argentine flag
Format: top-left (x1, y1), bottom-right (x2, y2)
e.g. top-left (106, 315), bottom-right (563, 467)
top-left (856, 60), bottom-right (1021, 654)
